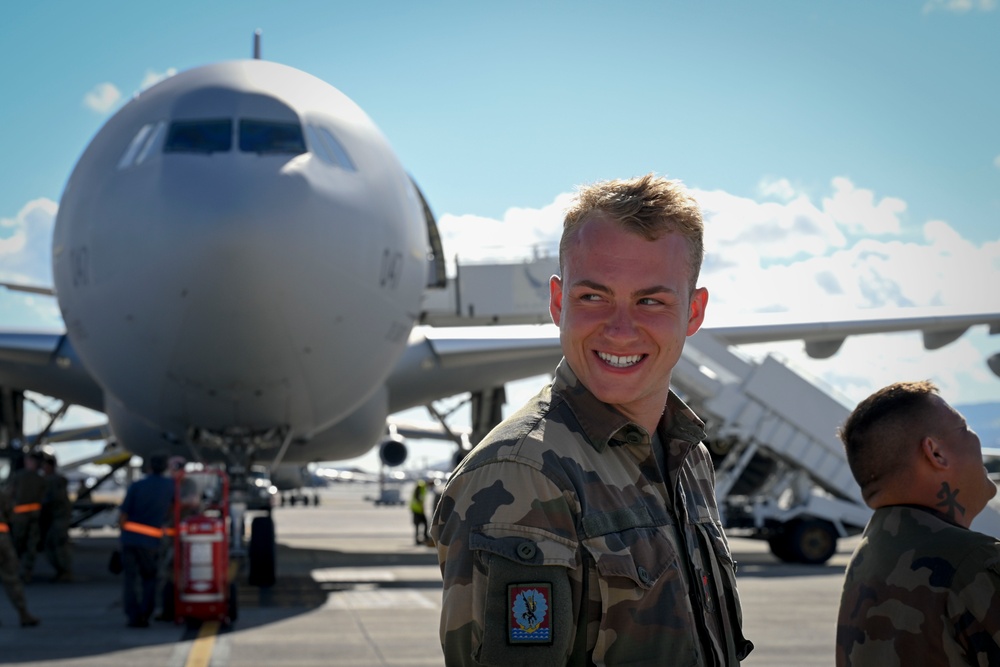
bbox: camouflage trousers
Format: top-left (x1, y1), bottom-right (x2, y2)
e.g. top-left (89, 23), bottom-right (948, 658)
top-left (43, 515), bottom-right (72, 576)
top-left (0, 533), bottom-right (29, 617)
top-left (11, 516), bottom-right (40, 580)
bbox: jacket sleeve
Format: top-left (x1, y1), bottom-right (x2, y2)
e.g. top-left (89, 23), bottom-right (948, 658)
top-left (432, 459), bottom-right (582, 666)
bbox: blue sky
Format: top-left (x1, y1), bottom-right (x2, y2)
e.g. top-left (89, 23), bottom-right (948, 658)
top-left (2, 1), bottom-right (999, 468)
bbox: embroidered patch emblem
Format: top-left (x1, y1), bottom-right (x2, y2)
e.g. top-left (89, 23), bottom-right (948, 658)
top-left (508, 583), bottom-right (552, 644)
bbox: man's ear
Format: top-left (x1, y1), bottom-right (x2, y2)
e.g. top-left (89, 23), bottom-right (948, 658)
top-left (549, 275), bottom-right (563, 327)
top-left (686, 287), bottom-right (709, 337)
top-left (920, 436), bottom-right (949, 470)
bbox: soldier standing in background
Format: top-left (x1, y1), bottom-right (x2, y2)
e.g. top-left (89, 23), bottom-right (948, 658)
top-left (4, 451), bottom-right (46, 583)
top-left (836, 380), bottom-right (1000, 666)
top-left (431, 174), bottom-right (752, 665)
top-left (40, 451), bottom-right (73, 582)
top-left (0, 487), bottom-right (40, 626)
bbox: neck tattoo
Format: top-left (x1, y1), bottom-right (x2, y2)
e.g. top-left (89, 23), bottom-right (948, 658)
top-left (935, 482), bottom-right (966, 522)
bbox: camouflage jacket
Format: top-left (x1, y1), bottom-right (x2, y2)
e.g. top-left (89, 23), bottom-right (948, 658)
top-left (5, 467), bottom-right (46, 514)
top-left (837, 505), bottom-right (1000, 666)
top-left (432, 360), bottom-right (752, 666)
top-left (43, 473), bottom-right (72, 519)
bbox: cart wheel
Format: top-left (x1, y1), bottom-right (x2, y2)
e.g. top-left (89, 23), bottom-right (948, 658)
top-left (248, 515), bottom-right (276, 587)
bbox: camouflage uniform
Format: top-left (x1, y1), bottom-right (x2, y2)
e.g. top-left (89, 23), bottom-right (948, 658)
top-left (432, 360), bottom-right (753, 666)
top-left (0, 492), bottom-right (39, 625)
top-left (42, 468), bottom-right (73, 579)
top-left (836, 505), bottom-right (1000, 666)
top-left (5, 463), bottom-right (46, 582)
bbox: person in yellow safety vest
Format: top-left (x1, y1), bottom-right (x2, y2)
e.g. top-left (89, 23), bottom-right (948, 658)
top-left (411, 479), bottom-right (429, 545)
top-left (3, 451), bottom-right (46, 584)
top-left (118, 454), bottom-right (175, 628)
top-left (0, 488), bottom-right (40, 627)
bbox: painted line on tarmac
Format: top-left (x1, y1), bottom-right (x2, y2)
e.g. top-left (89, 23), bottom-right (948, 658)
top-left (185, 621), bottom-right (220, 667)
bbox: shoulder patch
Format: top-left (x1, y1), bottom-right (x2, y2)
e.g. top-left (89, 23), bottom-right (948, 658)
top-left (508, 583), bottom-right (553, 645)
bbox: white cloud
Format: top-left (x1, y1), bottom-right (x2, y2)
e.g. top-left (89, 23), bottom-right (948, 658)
top-left (0, 198), bottom-right (57, 285)
top-left (83, 82), bottom-right (121, 113)
top-left (994, 154), bottom-right (1000, 168)
top-left (0, 198), bottom-right (61, 327)
top-left (438, 176), bottom-right (1000, 405)
top-left (436, 193), bottom-right (571, 273)
top-left (822, 177), bottom-right (906, 235)
top-left (757, 177), bottom-right (798, 202)
top-left (923, 0), bottom-right (996, 12)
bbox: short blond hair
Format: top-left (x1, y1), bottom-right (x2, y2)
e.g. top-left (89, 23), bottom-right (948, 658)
top-left (559, 173), bottom-right (705, 292)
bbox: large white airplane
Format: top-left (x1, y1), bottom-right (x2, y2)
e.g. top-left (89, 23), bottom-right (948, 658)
top-left (2, 52), bottom-right (999, 579)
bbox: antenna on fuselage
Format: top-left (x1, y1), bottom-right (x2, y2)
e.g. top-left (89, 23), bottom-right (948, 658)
top-left (253, 29), bottom-right (262, 59)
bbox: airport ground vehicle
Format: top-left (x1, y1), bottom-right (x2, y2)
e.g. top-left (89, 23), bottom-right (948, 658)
top-left (172, 467), bottom-right (237, 625)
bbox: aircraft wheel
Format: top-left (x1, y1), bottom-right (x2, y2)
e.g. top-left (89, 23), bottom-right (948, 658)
top-left (767, 532), bottom-right (796, 564)
top-left (786, 518), bottom-right (838, 565)
top-left (248, 515), bottom-right (276, 587)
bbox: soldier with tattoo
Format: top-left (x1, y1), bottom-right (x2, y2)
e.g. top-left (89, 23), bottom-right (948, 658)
top-left (836, 380), bottom-right (1000, 666)
top-left (432, 174), bottom-right (753, 665)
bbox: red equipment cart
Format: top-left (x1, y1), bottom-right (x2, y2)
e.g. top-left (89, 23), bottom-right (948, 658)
top-left (172, 466), bottom-right (237, 625)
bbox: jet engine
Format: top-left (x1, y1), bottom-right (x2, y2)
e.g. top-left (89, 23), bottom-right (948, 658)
top-left (379, 434), bottom-right (408, 467)
top-left (989, 352), bottom-right (1000, 379)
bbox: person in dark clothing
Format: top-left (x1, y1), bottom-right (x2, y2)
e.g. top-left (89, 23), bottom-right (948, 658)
top-left (118, 454), bottom-right (174, 628)
top-left (40, 452), bottom-right (73, 582)
top-left (0, 490), bottom-right (40, 627)
top-left (4, 451), bottom-right (46, 583)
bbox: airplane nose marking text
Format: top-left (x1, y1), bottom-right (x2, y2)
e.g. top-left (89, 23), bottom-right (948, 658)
top-left (70, 246), bottom-right (90, 287)
top-left (379, 248), bottom-right (403, 289)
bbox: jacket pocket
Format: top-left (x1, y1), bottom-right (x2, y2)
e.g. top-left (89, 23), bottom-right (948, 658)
top-left (582, 526), bottom-right (699, 666)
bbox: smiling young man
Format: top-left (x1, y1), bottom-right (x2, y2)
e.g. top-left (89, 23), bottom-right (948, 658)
top-left (431, 174), bottom-right (753, 666)
top-left (836, 380), bottom-right (1000, 666)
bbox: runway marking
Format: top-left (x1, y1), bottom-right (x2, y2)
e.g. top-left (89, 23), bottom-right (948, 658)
top-left (324, 588), bottom-right (438, 610)
top-left (185, 620), bottom-right (219, 667)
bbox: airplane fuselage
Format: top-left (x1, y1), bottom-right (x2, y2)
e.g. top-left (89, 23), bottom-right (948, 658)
top-left (52, 60), bottom-right (427, 462)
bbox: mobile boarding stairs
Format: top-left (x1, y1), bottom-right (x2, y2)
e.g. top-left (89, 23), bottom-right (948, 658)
top-left (675, 330), bottom-right (1000, 564)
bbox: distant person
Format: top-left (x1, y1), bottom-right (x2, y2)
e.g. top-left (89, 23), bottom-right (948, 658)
top-left (119, 454), bottom-right (175, 628)
top-left (39, 451), bottom-right (73, 582)
top-left (3, 451), bottom-right (46, 583)
top-left (432, 174), bottom-right (752, 665)
top-left (836, 380), bottom-right (1000, 666)
top-left (0, 488), bottom-right (40, 627)
top-left (410, 479), bottom-right (430, 545)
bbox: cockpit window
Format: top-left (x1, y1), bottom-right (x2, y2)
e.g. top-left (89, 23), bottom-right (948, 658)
top-left (164, 119), bottom-right (233, 154)
top-left (305, 125), bottom-right (356, 171)
top-left (239, 119), bottom-right (306, 155)
top-left (117, 121), bottom-right (166, 169)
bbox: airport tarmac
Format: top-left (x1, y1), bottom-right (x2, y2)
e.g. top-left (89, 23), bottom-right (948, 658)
top-left (1, 483), bottom-right (857, 666)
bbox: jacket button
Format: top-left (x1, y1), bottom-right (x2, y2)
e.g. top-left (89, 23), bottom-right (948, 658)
top-left (626, 431), bottom-right (642, 445)
top-left (517, 542), bottom-right (537, 560)
top-left (637, 566), bottom-right (651, 584)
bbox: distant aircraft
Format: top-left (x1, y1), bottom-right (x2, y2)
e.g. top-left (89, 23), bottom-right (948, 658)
top-left (1, 51), bottom-right (999, 578)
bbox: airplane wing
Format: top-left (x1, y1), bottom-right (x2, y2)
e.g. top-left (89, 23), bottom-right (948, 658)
top-left (385, 324), bottom-right (563, 414)
top-left (0, 330), bottom-right (104, 411)
top-left (0, 281), bottom-right (56, 296)
top-left (2, 308), bottom-right (998, 432)
top-left (703, 308), bottom-right (1000, 359)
